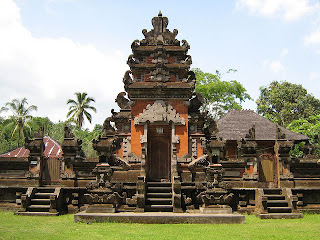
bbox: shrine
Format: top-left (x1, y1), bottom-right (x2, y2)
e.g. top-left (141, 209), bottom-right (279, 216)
top-left (0, 12), bottom-right (319, 222)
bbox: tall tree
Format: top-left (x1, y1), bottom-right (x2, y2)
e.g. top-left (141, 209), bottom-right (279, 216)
top-left (194, 68), bottom-right (251, 119)
top-left (287, 115), bottom-right (320, 157)
top-left (0, 98), bottom-right (37, 147)
top-left (66, 92), bottom-right (96, 129)
top-left (256, 81), bottom-right (320, 126)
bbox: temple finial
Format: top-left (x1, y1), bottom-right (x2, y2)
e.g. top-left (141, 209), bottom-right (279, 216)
top-left (158, 11), bottom-right (162, 17)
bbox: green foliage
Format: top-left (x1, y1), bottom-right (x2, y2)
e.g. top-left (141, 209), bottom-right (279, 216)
top-left (72, 124), bottom-right (102, 158)
top-left (194, 68), bottom-right (251, 119)
top-left (0, 98), bottom-right (38, 147)
top-left (287, 115), bottom-right (320, 156)
top-left (67, 92), bottom-right (97, 129)
top-left (289, 142), bottom-right (305, 158)
top-left (257, 81), bottom-right (320, 127)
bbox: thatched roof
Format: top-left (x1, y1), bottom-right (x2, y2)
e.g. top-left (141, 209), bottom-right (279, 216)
top-left (216, 110), bottom-right (308, 141)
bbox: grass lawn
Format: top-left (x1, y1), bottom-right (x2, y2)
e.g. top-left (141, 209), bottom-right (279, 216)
top-left (0, 212), bottom-right (319, 240)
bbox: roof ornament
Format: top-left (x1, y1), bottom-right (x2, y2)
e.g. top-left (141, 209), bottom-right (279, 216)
top-left (141, 12), bottom-right (179, 46)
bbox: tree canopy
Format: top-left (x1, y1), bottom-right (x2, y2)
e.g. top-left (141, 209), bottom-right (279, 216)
top-left (0, 98), bottom-right (37, 147)
top-left (287, 115), bottom-right (320, 156)
top-left (66, 92), bottom-right (96, 129)
top-left (194, 68), bottom-right (251, 119)
top-left (256, 81), bottom-right (320, 127)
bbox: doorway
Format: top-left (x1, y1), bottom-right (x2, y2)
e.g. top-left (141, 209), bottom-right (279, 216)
top-left (42, 157), bottom-right (61, 185)
top-left (147, 125), bottom-right (171, 181)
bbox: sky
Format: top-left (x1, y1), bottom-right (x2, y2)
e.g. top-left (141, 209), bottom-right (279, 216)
top-left (0, 0), bottom-right (320, 129)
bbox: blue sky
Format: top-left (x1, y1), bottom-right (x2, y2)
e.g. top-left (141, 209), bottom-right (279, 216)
top-left (0, 0), bottom-right (320, 129)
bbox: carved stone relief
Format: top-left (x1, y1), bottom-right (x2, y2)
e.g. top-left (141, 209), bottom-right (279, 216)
top-left (134, 100), bottom-right (185, 125)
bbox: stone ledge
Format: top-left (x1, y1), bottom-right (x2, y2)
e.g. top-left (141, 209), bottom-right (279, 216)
top-left (74, 211), bottom-right (245, 224)
top-left (14, 212), bottom-right (59, 216)
top-left (256, 213), bottom-right (304, 219)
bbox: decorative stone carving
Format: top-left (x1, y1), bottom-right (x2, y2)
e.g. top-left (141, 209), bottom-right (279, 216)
top-left (102, 117), bottom-right (116, 137)
top-left (115, 92), bottom-right (131, 110)
top-left (126, 153), bottom-right (141, 163)
top-left (134, 100), bottom-right (185, 125)
top-left (191, 138), bottom-right (197, 160)
top-left (177, 153), bottom-right (192, 163)
top-left (277, 127), bottom-right (286, 139)
top-left (245, 125), bottom-right (256, 139)
top-left (181, 39), bottom-right (190, 50)
top-left (140, 11), bottom-right (179, 46)
top-left (189, 92), bottom-right (204, 113)
top-left (188, 154), bottom-right (210, 171)
top-left (131, 39), bottom-right (140, 49)
top-left (123, 70), bottom-right (133, 87)
top-left (150, 68), bottom-right (170, 82)
top-left (122, 137), bottom-right (131, 158)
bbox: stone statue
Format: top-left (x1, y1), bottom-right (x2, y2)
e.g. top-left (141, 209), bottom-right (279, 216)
top-left (115, 92), bottom-right (131, 110)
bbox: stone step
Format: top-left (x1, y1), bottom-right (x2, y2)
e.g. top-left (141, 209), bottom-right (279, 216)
top-left (147, 182), bottom-right (171, 187)
top-left (147, 187), bottom-right (172, 193)
top-left (147, 193), bottom-right (172, 198)
top-left (145, 205), bottom-right (173, 212)
top-left (146, 198), bottom-right (172, 205)
top-left (14, 212), bottom-right (59, 216)
top-left (265, 195), bottom-right (285, 200)
top-left (263, 189), bottom-right (282, 195)
top-left (268, 207), bottom-right (292, 213)
top-left (34, 193), bottom-right (52, 199)
top-left (27, 205), bottom-right (50, 212)
top-left (36, 188), bottom-right (56, 193)
top-left (267, 200), bottom-right (289, 207)
top-left (258, 213), bottom-right (303, 219)
top-left (31, 199), bottom-right (51, 204)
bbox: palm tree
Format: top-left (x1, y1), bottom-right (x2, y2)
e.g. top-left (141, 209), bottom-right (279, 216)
top-left (0, 98), bottom-right (38, 147)
top-left (66, 92), bottom-right (96, 129)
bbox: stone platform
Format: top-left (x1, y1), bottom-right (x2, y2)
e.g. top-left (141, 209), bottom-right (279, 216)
top-left (256, 213), bottom-right (304, 219)
top-left (14, 212), bottom-right (59, 216)
top-left (74, 211), bottom-right (245, 224)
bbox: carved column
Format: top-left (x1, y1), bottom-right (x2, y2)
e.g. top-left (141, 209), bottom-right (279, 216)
top-left (25, 127), bottom-right (45, 186)
top-left (278, 141), bottom-right (294, 180)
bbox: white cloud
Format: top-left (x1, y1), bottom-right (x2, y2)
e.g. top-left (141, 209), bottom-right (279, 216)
top-left (263, 60), bottom-right (285, 74)
top-left (262, 48), bottom-right (288, 74)
top-left (305, 30), bottom-right (320, 45)
top-left (280, 48), bottom-right (289, 57)
top-left (0, 0), bottom-right (127, 129)
top-left (235, 0), bottom-right (318, 21)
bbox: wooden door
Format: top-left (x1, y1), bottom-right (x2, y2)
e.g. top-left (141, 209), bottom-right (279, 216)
top-left (43, 157), bottom-right (61, 185)
top-left (259, 154), bottom-right (274, 182)
top-left (147, 125), bottom-right (171, 181)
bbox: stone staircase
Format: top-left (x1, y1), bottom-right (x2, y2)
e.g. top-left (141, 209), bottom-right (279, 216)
top-left (255, 188), bottom-right (303, 219)
top-left (145, 182), bottom-right (173, 212)
top-left (15, 187), bottom-right (62, 216)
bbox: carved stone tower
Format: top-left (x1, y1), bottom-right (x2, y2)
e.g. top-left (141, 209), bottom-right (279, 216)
top-left (119, 12), bottom-right (198, 182)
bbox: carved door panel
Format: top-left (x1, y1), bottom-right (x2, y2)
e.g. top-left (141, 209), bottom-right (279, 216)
top-left (147, 125), bottom-right (171, 181)
top-left (43, 158), bottom-right (61, 185)
top-left (259, 154), bottom-right (274, 182)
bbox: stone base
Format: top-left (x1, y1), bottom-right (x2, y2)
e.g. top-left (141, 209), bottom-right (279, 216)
top-left (74, 211), bottom-right (245, 224)
top-left (200, 205), bottom-right (232, 214)
top-left (14, 212), bottom-right (59, 216)
top-left (256, 213), bottom-right (304, 219)
top-left (85, 204), bottom-right (117, 213)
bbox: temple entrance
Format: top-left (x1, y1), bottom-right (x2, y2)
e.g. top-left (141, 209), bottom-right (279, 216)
top-left (258, 154), bottom-right (276, 188)
top-left (147, 125), bottom-right (171, 181)
top-left (42, 157), bottom-right (61, 185)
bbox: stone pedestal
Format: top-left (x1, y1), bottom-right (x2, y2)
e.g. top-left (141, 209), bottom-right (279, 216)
top-left (86, 204), bottom-right (117, 213)
top-left (200, 205), bottom-right (232, 214)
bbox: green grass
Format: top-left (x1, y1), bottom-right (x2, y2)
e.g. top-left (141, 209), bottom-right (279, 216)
top-left (0, 212), bottom-right (319, 240)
